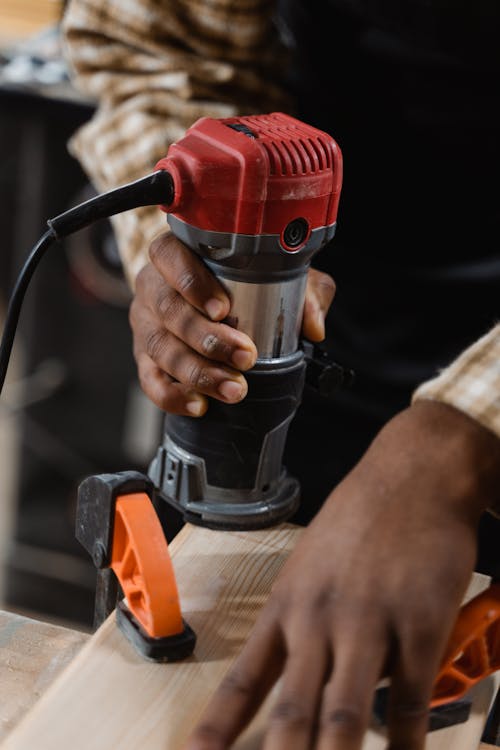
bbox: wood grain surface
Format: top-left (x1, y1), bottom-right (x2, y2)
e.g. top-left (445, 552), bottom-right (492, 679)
top-left (0, 2), bottom-right (62, 47)
top-left (0, 611), bottom-right (89, 741)
top-left (1, 523), bottom-right (498, 750)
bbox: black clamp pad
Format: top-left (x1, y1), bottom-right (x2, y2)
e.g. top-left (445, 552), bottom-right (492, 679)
top-left (372, 686), bottom-right (472, 732)
top-left (116, 601), bottom-right (197, 663)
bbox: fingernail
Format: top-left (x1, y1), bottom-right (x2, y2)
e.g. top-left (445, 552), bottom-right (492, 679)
top-left (232, 349), bottom-right (256, 370)
top-left (185, 397), bottom-right (205, 416)
top-left (218, 380), bottom-right (245, 402)
top-left (205, 297), bottom-right (226, 320)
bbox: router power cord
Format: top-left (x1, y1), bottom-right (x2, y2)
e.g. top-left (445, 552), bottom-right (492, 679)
top-left (0, 170), bottom-right (174, 396)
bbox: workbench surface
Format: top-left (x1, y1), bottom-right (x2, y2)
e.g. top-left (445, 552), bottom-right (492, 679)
top-left (0, 609), bottom-right (89, 741)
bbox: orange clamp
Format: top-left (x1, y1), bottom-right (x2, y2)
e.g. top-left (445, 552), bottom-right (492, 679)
top-left (110, 492), bottom-right (184, 639)
top-left (431, 582), bottom-right (500, 707)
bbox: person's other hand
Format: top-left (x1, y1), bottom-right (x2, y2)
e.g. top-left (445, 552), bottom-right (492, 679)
top-left (183, 400), bottom-right (500, 750)
top-left (129, 231), bottom-right (336, 415)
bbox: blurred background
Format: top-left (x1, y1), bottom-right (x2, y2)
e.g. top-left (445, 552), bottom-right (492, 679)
top-left (0, 0), bottom-right (163, 631)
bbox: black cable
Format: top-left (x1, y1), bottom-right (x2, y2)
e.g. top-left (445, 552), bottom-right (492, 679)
top-left (0, 169), bottom-right (174, 397)
top-left (0, 228), bottom-right (57, 395)
top-left (48, 170), bottom-right (173, 239)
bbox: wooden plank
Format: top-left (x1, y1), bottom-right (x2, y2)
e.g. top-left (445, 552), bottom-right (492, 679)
top-left (0, 611), bottom-right (89, 741)
top-left (0, 1), bottom-right (62, 46)
top-left (0, 1), bottom-right (62, 25)
top-left (2, 522), bottom-right (498, 750)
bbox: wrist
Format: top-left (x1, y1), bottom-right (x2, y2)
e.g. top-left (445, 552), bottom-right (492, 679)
top-left (360, 400), bottom-right (500, 524)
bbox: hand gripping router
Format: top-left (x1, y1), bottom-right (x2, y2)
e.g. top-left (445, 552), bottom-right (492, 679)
top-left (148, 112), bottom-right (344, 530)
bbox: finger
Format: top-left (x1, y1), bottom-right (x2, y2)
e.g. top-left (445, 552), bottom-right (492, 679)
top-left (302, 268), bottom-right (336, 342)
top-left (317, 622), bottom-right (387, 750)
top-left (131, 304), bottom-right (248, 404)
top-left (149, 232), bottom-right (230, 321)
top-left (262, 634), bottom-right (330, 750)
top-left (386, 631), bottom-right (443, 750)
top-left (135, 352), bottom-right (208, 416)
top-left (185, 612), bottom-right (285, 750)
top-left (135, 272), bottom-right (257, 370)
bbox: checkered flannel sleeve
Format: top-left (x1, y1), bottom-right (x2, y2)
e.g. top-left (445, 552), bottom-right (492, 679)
top-left (61, 0), bottom-right (290, 288)
top-left (412, 323), bottom-right (500, 517)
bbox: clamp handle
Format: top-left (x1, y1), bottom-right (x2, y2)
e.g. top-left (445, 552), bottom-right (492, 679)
top-left (431, 581), bottom-right (500, 707)
top-left (110, 492), bottom-right (183, 638)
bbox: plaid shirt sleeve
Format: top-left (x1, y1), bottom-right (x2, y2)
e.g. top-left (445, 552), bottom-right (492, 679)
top-left (412, 323), bottom-right (500, 517)
top-left (61, 0), bottom-right (291, 287)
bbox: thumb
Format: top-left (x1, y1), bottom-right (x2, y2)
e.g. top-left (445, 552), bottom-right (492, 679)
top-left (302, 268), bottom-right (336, 341)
